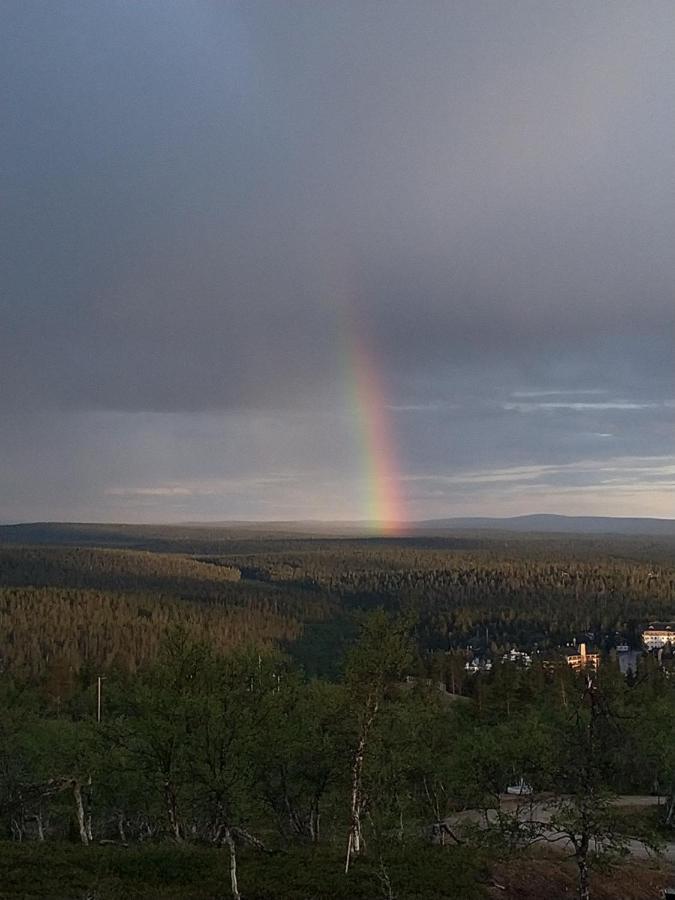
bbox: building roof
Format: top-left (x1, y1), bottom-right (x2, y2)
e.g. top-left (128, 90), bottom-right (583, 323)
top-left (562, 646), bottom-right (599, 658)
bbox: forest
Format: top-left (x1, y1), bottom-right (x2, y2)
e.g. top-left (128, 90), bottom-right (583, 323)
top-left (2, 527), bottom-right (675, 678)
top-left (0, 526), bottom-right (674, 899)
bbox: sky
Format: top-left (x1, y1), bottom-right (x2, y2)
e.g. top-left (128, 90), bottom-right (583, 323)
top-left (2, 1), bottom-right (674, 525)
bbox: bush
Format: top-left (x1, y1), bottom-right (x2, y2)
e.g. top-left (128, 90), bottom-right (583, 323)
top-left (0, 841), bottom-right (488, 900)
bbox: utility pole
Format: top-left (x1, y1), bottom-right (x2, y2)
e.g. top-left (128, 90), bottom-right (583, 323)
top-left (96, 675), bottom-right (103, 723)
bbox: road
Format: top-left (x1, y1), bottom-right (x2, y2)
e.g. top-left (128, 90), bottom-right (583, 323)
top-left (442, 794), bottom-right (675, 864)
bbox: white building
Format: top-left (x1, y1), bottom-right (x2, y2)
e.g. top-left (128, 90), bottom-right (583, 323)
top-left (464, 657), bottom-right (492, 674)
top-left (642, 622), bottom-right (675, 650)
top-left (503, 648), bottom-right (532, 667)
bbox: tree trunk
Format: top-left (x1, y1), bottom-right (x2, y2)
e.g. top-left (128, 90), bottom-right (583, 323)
top-left (224, 827), bottom-right (241, 900)
top-left (31, 810), bottom-right (45, 842)
top-left (164, 781), bottom-right (181, 841)
top-left (345, 696), bottom-right (378, 873)
top-left (282, 792), bottom-right (306, 839)
top-left (423, 777), bottom-right (443, 845)
top-left (575, 831), bottom-right (591, 900)
top-left (309, 798), bottom-right (320, 843)
top-left (72, 780), bottom-right (89, 845)
top-left (85, 776), bottom-right (93, 842)
top-left (117, 811), bottom-right (127, 843)
top-left (377, 857), bottom-right (395, 900)
top-left (577, 854), bottom-right (590, 900)
top-left (665, 784), bottom-right (675, 827)
top-left (346, 736), bottom-right (365, 871)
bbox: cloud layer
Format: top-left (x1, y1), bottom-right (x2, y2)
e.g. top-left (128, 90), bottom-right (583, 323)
top-left (2, 2), bottom-right (674, 522)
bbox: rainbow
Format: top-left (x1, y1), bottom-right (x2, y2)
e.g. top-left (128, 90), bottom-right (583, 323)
top-left (344, 318), bottom-right (405, 535)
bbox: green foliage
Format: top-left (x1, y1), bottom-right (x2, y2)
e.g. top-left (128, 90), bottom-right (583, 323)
top-left (0, 841), bottom-right (488, 899)
top-left (2, 534), bottom-right (674, 679)
top-left (0, 535), bottom-right (674, 899)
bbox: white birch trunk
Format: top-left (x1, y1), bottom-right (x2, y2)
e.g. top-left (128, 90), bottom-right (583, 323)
top-left (164, 781), bottom-right (181, 841)
top-left (117, 811), bottom-right (127, 843)
top-left (309, 800), bottom-right (320, 843)
top-left (345, 696), bottom-right (378, 873)
top-left (31, 811), bottom-right (45, 842)
top-left (224, 828), bottom-right (241, 900)
top-left (85, 776), bottom-right (93, 842)
top-left (72, 781), bottom-right (89, 845)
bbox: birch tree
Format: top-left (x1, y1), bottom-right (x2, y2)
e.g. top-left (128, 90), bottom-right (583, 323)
top-left (344, 610), bottom-right (413, 873)
top-left (187, 648), bottom-right (278, 899)
top-left (110, 630), bottom-right (204, 841)
top-left (255, 676), bottom-right (348, 843)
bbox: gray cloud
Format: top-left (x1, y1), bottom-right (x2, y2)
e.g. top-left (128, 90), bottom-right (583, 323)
top-left (2, 2), bottom-right (674, 521)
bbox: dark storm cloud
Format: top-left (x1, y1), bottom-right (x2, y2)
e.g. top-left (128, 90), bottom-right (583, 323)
top-left (2, 2), bottom-right (674, 520)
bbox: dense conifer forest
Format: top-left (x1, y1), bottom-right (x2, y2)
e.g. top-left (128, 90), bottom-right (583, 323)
top-left (0, 526), bottom-right (674, 898)
top-left (1, 526), bottom-right (674, 677)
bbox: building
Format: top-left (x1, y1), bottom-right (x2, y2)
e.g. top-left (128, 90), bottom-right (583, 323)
top-left (503, 648), bottom-right (532, 667)
top-left (642, 622), bottom-right (675, 650)
top-left (565, 642), bottom-right (600, 671)
top-left (464, 657), bottom-right (492, 674)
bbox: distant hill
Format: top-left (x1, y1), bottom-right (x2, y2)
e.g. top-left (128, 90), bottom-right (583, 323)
top-left (0, 521), bottom-right (347, 550)
top-left (2, 515), bottom-right (675, 547)
top-left (413, 514), bottom-right (675, 536)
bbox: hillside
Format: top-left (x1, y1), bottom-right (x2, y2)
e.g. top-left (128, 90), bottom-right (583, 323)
top-left (1, 534), bottom-right (674, 678)
top-left (416, 514), bottom-right (675, 536)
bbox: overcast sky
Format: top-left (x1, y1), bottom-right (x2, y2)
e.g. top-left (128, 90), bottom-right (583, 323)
top-left (2, 1), bottom-right (674, 524)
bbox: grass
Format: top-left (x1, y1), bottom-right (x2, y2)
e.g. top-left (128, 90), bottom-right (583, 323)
top-left (612, 801), bottom-right (675, 841)
top-left (0, 841), bottom-right (488, 900)
top-left (489, 849), bottom-right (673, 900)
